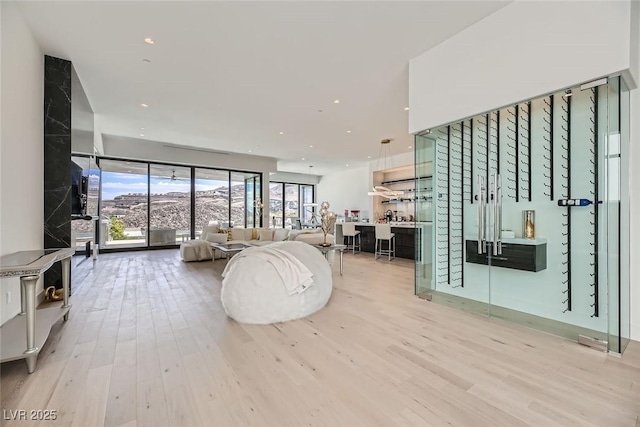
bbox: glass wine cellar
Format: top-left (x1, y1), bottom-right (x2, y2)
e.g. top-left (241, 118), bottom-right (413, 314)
top-left (414, 77), bottom-right (630, 353)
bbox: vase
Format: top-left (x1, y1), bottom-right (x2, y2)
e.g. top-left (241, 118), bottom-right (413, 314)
top-left (523, 210), bottom-right (535, 239)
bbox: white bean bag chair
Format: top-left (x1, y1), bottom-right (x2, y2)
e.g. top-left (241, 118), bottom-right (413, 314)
top-left (220, 241), bottom-right (332, 324)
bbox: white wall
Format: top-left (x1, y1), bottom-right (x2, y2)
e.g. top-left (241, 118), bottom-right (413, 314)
top-left (317, 151), bottom-right (417, 221)
top-left (270, 171), bottom-right (320, 185)
top-left (102, 134), bottom-right (277, 174)
top-left (0, 2), bottom-right (44, 325)
top-left (630, 0), bottom-right (640, 86)
top-left (317, 165), bottom-right (371, 220)
top-left (409, 0), bottom-right (633, 133)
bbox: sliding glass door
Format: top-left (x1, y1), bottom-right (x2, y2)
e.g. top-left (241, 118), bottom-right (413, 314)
top-left (301, 185), bottom-right (314, 223)
top-left (99, 159), bottom-right (149, 249)
top-left (195, 168), bottom-right (230, 230)
top-left (99, 161), bottom-right (262, 248)
top-left (244, 175), bottom-right (261, 228)
top-left (268, 182), bottom-right (316, 228)
top-left (149, 164), bottom-right (191, 246)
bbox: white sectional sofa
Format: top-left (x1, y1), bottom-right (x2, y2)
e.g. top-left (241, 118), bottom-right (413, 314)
top-left (180, 225), bottom-right (335, 262)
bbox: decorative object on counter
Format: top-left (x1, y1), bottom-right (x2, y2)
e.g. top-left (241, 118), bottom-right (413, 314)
top-left (523, 210), bottom-right (535, 239)
top-left (318, 201), bottom-right (336, 247)
top-left (350, 210), bottom-right (360, 222)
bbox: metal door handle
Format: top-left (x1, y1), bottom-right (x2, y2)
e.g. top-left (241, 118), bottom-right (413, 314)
top-left (477, 175), bottom-right (485, 254)
top-left (492, 173), bottom-right (502, 256)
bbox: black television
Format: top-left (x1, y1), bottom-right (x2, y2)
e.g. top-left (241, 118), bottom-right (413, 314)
top-left (71, 160), bottom-right (87, 217)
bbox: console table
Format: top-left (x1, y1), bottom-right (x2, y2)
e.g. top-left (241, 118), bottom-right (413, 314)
top-left (0, 248), bottom-right (74, 373)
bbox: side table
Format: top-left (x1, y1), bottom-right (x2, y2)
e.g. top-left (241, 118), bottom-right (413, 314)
top-left (0, 248), bottom-right (74, 373)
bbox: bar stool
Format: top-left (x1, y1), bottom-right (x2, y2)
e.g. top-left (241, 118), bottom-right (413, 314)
top-left (342, 223), bottom-right (361, 254)
top-left (375, 224), bottom-right (395, 261)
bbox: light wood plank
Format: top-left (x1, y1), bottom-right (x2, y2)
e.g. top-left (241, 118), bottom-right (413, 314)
top-left (1, 249), bottom-right (638, 427)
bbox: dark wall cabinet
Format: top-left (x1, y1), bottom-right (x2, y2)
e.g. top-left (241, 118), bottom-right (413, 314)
top-left (465, 240), bottom-right (547, 272)
top-left (342, 225), bottom-right (416, 259)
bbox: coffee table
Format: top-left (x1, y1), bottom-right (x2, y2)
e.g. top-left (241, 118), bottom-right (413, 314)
top-left (314, 244), bottom-right (346, 275)
top-left (210, 242), bottom-right (253, 262)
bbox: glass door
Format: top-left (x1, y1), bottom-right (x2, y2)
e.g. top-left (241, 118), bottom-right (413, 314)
top-left (245, 177), bottom-right (255, 228)
top-left (99, 159), bottom-right (149, 249)
top-left (149, 164), bottom-right (192, 246)
top-left (414, 134), bottom-right (433, 296)
top-left (425, 121), bottom-right (493, 315)
top-left (417, 79), bottom-right (630, 353)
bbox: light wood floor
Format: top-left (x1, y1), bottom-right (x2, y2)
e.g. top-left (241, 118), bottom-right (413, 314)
top-left (1, 250), bottom-right (639, 427)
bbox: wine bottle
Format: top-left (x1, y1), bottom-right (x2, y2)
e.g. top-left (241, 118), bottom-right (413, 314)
top-left (557, 198), bottom-right (602, 207)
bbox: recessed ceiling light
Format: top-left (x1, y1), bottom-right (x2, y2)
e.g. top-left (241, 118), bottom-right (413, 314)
top-left (367, 156), bottom-right (371, 159)
top-left (345, 164), bottom-right (349, 167)
top-left (144, 37), bottom-right (155, 45)
top-left (141, 103), bottom-right (149, 108)
top-left (318, 109), bottom-right (323, 113)
top-left (346, 130), bottom-right (352, 134)
top-left (334, 99), bottom-right (340, 104)
top-left (127, 170), bottom-right (132, 173)
top-left (139, 133), bottom-right (145, 137)
top-left (140, 127), bottom-right (145, 130)
top-left (404, 107), bottom-right (410, 111)
top-left (142, 59), bottom-right (151, 63)
top-left (248, 150), bottom-right (252, 153)
top-left (309, 145), bottom-right (314, 148)
top-left (408, 146), bottom-right (412, 149)
top-left (301, 157), bottom-right (305, 161)
top-left (279, 131), bottom-right (284, 135)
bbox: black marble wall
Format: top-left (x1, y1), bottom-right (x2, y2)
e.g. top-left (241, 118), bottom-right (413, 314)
top-left (44, 56), bottom-right (72, 289)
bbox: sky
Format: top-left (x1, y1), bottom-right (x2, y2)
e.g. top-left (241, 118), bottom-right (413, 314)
top-left (101, 171), bottom-right (233, 201)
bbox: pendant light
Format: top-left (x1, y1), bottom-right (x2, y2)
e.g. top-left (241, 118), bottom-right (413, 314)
top-left (367, 139), bottom-right (404, 199)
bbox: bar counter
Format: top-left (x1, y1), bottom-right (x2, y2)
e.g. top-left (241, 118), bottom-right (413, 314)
top-left (335, 222), bottom-right (432, 260)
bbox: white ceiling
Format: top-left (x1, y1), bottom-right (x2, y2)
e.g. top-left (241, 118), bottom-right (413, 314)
top-left (17, 1), bottom-right (508, 175)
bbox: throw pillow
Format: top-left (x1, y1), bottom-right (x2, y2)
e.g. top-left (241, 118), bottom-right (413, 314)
top-left (204, 233), bottom-right (228, 244)
top-left (201, 224), bottom-right (220, 238)
top-left (258, 228), bottom-right (273, 241)
top-left (230, 228), bottom-right (246, 241)
top-left (273, 228), bottom-right (290, 242)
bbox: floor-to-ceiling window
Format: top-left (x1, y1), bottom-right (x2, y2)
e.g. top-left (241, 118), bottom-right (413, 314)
top-left (195, 168), bottom-right (230, 230)
top-left (98, 159), bottom-right (261, 251)
top-left (284, 183), bottom-right (299, 228)
top-left (99, 159), bottom-right (149, 249)
top-left (243, 174), bottom-right (261, 228)
top-left (269, 183), bottom-right (283, 228)
top-left (149, 164), bottom-right (191, 245)
top-left (301, 184), bottom-right (315, 223)
top-left (269, 182), bottom-right (315, 228)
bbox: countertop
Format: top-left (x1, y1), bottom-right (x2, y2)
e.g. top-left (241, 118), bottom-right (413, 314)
top-left (337, 221), bottom-right (433, 229)
top-left (464, 235), bottom-right (547, 245)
